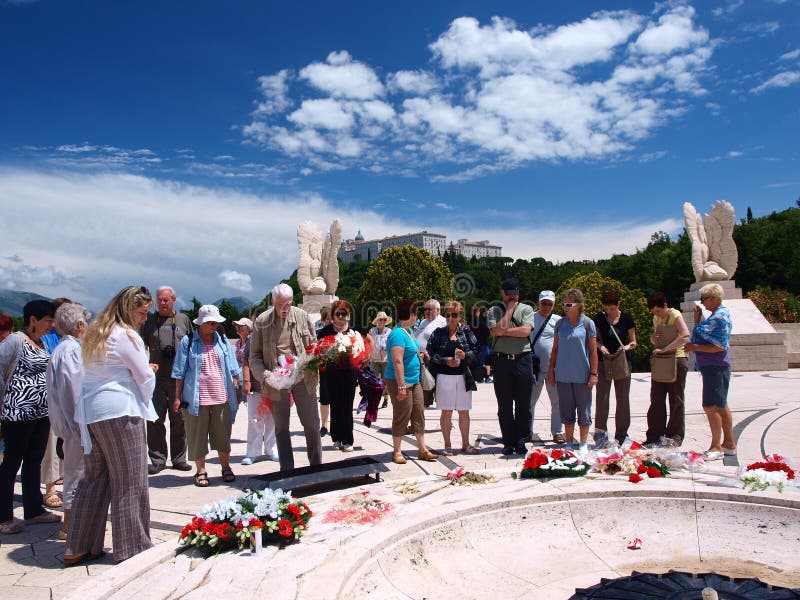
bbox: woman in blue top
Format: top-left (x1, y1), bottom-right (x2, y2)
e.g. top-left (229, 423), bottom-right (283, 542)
top-left (684, 283), bottom-right (735, 461)
top-left (385, 299), bottom-right (438, 465)
top-left (547, 288), bottom-right (598, 452)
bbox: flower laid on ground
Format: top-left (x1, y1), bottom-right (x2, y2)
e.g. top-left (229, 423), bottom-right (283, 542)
top-left (443, 465), bottom-right (494, 486)
top-left (628, 459), bottom-right (670, 483)
top-left (179, 488), bottom-right (312, 556)
top-left (520, 448), bottom-right (589, 479)
top-left (323, 489), bottom-right (394, 525)
top-left (740, 454), bottom-right (795, 493)
top-left (302, 331), bottom-right (371, 373)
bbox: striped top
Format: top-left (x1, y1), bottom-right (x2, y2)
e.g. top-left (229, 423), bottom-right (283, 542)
top-left (198, 344), bottom-right (227, 405)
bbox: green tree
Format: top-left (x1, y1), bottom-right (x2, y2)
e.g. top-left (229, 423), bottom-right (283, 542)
top-left (557, 271), bottom-right (653, 372)
top-left (357, 245), bottom-right (454, 322)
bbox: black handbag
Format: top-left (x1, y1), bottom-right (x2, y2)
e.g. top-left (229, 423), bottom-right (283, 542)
top-left (529, 314), bottom-right (552, 375)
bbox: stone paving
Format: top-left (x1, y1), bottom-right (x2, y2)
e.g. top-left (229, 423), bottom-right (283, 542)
top-left (1, 369), bottom-right (798, 599)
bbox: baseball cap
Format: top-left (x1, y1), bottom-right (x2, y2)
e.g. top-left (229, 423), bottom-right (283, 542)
top-left (233, 317), bottom-right (253, 329)
top-left (539, 290), bottom-right (556, 302)
top-left (501, 277), bottom-right (520, 295)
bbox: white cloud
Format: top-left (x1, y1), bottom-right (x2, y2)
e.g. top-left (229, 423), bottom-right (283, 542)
top-left (387, 70), bottom-right (439, 94)
top-left (288, 98), bottom-right (354, 130)
top-left (244, 5), bottom-right (714, 181)
top-left (254, 70), bottom-right (292, 115)
top-left (0, 256), bottom-right (79, 291)
top-left (299, 51), bottom-right (384, 99)
top-left (218, 270), bottom-right (253, 293)
top-left (779, 49), bottom-right (800, 61)
top-left (434, 202), bottom-right (455, 210)
top-left (727, 150), bottom-right (743, 158)
top-left (750, 70), bottom-right (800, 93)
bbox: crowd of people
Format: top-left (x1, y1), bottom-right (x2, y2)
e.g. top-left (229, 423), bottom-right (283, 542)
top-left (0, 278), bottom-right (736, 563)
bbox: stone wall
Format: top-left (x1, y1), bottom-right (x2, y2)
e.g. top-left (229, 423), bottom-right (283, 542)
top-left (773, 323), bottom-right (800, 368)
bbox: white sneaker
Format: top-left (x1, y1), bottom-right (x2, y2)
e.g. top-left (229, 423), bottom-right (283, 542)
top-left (241, 457), bottom-right (254, 465)
top-left (265, 454), bottom-right (280, 462)
top-left (578, 443), bottom-right (588, 454)
top-left (341, 444), bottom-right (354, 452)
top-left (332, 441), bottom-right (342, 450)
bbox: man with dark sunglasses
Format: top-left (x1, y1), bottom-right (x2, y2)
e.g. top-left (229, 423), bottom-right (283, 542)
top-left (487, 278), bottom-right (535, 455)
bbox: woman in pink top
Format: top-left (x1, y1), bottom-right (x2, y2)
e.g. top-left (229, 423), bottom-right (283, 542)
top-left (172, 305), bottom-right (241, 487)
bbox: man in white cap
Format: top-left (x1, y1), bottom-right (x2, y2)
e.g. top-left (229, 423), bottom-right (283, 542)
top-left (249, 284), bottom-right (322, 471)
top-left (529, 291), bottom-right (565, 444)
top-left (140, 286), bottom-right (193, 474)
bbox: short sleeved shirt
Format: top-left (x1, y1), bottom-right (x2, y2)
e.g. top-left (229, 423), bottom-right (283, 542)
top-left (487, 303), bottom-right (536, 354)
top-left (593, 311), bottom-right (635, 358)
top-left (653, 307), bottom-right (686, 358)
top-left (554, 315), bottom-right (596, 384)
top-left (384, 327), bottom-right (421, 385)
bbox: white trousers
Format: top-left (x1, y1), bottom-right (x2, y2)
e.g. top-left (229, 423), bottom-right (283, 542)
top-left (245, 392), bottom-right (278, 459)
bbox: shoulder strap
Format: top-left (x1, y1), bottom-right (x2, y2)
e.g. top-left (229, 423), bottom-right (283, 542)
top-left (604, 312), bottom-right (624, 346)
top-left (531, 314), bottom-right (552, 347)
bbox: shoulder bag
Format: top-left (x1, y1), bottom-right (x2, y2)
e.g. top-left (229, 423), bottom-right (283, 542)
top-left (602, 313), bottom-right (630, 381)
top-left (401, 327), bottom-right (435, 391)
top-left (529, 314), bottom-right (552, 375)
top-left (651, 318), bottom-right (678, 383)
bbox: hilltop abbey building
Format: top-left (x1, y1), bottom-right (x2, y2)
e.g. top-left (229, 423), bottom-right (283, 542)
top-left (338, 230), bottom-right (502, 264)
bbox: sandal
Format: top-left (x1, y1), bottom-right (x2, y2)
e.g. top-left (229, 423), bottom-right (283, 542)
top-left (462, 445), bottom-right (480, 455)
top-left (0, 520), bottom-right (24, 535)
top-left (64, 551), bottom-right (105, 567)
top-left (194, 471), bottom-right (210, 487)
top-left (442, 447), bottom-right (454, 456)
top-left (25, 510), bottom-right (61, 524)
top-left (221, 467), bottom-right (236, 483)
top-left (43, 492), bottom-right (63, 508)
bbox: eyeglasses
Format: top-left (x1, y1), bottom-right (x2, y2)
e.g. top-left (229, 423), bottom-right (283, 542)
top-left (334, 311), bottom-right (350, 318)
top-left (423, 307), bottom-right (434, 312)
top-left (444, 313), bottom-right (460, 318)
top-left (562, 302), bottom-right (578, 308)
top-left (700, 296), bottom-right (711, 302)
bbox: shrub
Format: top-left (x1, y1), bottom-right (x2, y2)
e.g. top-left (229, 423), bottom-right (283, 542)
top-left (747, 287), bottom-right (800, 323)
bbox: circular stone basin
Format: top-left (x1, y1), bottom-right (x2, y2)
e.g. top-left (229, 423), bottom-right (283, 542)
top-left (340, 495), bottom-right (800, 599)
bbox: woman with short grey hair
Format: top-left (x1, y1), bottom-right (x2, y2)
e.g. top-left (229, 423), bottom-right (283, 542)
top-left (46, 302), bottom-right (91, 539)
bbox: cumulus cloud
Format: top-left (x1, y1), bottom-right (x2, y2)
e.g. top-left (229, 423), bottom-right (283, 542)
top-left (218, 270), bottom-right (253, 293)
top-left (0, 167), bottom-right (683, 308)
top-left (244, 5), bottom-right (714, 180)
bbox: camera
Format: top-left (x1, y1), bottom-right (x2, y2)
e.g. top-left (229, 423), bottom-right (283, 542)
top-left (162, 345), bottom-right (176, 359)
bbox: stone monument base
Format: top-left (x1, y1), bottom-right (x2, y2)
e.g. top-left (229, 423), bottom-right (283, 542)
top-left (300, 294), bottom-right (338, 325)
top-left (682, 281), bottom-right (787, 371)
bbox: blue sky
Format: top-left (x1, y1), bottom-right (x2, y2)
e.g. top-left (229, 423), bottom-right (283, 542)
top-left (1, 0), bottom-right (798, 309)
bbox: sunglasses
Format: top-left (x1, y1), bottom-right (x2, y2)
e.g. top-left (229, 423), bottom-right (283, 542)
top-left (444, 313), bottom-right (460, 318)
top-left (562, 302), bottom-right (579, 308)
top-left (423, 307), bottom-right (434, 312)
top-left (139, 285), bottom-right (150, 295)
top-left (334, 311), bottom-right (350, 318)
top-left (700, 296), bottom-right (711, 301)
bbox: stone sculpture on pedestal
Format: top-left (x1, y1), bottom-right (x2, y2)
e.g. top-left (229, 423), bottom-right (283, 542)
top-left (680, 201), bottom-right (787, 371)
top-left (683, 201), bottom-right (738, 282)
top-left (297, 219), bottom-right (342, 319)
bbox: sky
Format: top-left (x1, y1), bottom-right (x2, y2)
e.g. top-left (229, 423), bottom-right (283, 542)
top-left (1, 0), bottom-right (798, 310)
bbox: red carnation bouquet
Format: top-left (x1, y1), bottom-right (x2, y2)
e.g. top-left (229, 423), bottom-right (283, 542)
top-left (302, 330), bottom-right (371, 373)
top-left (520, 448), bottom-right (589, 479)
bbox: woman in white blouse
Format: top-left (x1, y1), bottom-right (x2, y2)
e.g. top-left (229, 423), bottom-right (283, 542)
top-left (64, 286), bottom-right (156, 566)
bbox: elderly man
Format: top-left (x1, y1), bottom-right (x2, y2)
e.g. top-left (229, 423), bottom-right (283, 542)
top-left (415, 299), bottom-right (446, 407)
top-left (141, 286), bottom-right (193, 474)
top-left (487, 278), bottom-right (535, 455)
top-left (249, 283), bottom-right (322, 471)
top-left (529, 290), bottom-right (565, 444)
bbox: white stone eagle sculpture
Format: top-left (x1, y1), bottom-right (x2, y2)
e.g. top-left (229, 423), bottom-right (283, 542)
top-left (297, 220), bottom-right (342, 295)
top-left (683, 201), bottom-right (738, 282)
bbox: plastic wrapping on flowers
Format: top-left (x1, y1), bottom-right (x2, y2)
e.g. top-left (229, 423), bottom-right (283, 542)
top-left (264, 354), bottom-right (303, 390)
top-left (739, 453), bottom-right (796, 493)
top-left (520, 449), bottom-right (590, 479)
top-left (179, 488), bottom-right (313, 557)
top-left (301, 331), bottom-right (371, 373)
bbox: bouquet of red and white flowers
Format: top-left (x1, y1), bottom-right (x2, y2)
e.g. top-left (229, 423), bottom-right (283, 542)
top-left (302, 330), bottom-right (371, 373)
top-left (179, 487), bottom-right (313, 557)
top-left (520, 448), bottom-right (590, 479)
top-left (740, 453), bottom-right (796, 492)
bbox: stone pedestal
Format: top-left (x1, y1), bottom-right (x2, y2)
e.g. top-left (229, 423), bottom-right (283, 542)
top-left (300, 294), bottom-right (338, 325)
top-left (682, 281), bottom-right (787, 371)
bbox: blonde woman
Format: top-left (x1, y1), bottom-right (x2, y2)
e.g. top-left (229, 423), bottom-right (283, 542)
top-left (65, 286), bottom-right (156, 566)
